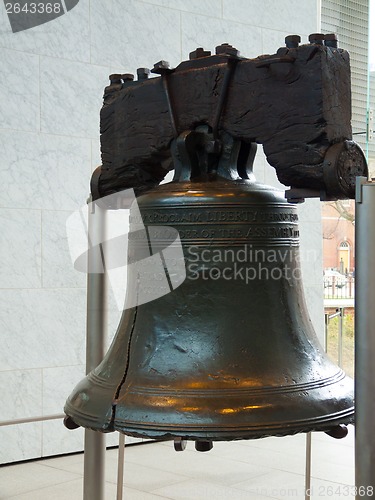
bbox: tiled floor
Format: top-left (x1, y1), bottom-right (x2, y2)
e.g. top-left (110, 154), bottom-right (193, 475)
top-left (0, 426), bottom-right (355, 500)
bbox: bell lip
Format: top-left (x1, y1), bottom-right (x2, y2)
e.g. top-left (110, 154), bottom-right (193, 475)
top-left (111, 409), bottom-right (354, 441)
top-left (63, 402), bottom-right (114, 432)
top-left (63, 402), bottom-right (354, 440)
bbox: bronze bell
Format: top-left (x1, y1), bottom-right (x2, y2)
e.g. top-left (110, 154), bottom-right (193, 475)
top-left (64, 128), bottom-right (354, 448)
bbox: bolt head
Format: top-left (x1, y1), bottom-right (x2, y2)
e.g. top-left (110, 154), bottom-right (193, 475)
top-left (63, 416), bottom-right (80, 430)
top-left (121, 73), bottom-right (134, 82)
top-left (324, 33), bottom-right (338, 47)
top-left (309, 33), bottom-right (325, 44)
top-left (324, 33), bottom-right (338, 41)
top-left (189, 47), bottom-right (211, 60)
top-left (137, 67), bottom-right (151, 80)
top-left (215, 43), bottom-right (240, 57)
top-left (151, 60), bottom-right (172, 75)
top-left (285, 35), bottom-right (301, 48)
top-left (109, 73), bottom-right (122, 83)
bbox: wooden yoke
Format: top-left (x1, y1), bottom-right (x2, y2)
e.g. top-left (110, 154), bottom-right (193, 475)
top-left (93, 35), bottom-right (368, 203)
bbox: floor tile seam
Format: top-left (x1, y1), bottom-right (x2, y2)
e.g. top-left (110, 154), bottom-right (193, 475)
top-left (0, 461), bottom-right (81, 474)
top-left (120, 456), bottom-right (275, 476)
top-left (35, 461), bottom-right (84, 476)
top-left (309, 476), bottom-right (354, 486)
top-left (123, 452), bottom-right (281, 467)
top-left (126, 445), bottom-right (304, 464)
top-left (225, 469), bottom-right (275, 488)
top-left (223, 444), bottom-right (308, 458)
top-left (116, 454), bottom-right (353, 482)
top-left (4, 476), bottom-right (83, 499)
top-left (230, 469), bottom-right (306, 489)
top-left (194, 457), bottom-right (304, 474)
top-left (104, 479), bottom-right (176, 500)
top-left (147, 477), bottom-right (204, 498)
top-left (115, 457), bottom-right (199, 477)
top-left (105, 470), bottom-right (193, 490)
top-left (107, 456), bottom-right (275, 478)
top-left (312, 465), bottom-right (355, 472)
top-left (36, 457), bottom-right (83, 469)
top-left (149, 476), bottom-right (280, 500)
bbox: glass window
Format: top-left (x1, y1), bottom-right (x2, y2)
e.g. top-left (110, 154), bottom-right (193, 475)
top-left (321, 1), bottom-right (373, 376)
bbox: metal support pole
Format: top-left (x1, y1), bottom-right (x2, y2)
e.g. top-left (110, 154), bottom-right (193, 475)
top-left (324, 313), bottom-right (329, 351)
top-left (355, 177), bottom-right (375, 497)
top-left (116, 433), bottom-right (126, 500)
top-left (305, 432), bottom-right (312, 499)
top-left (338, 308), bottom-right (344, 368)
top-left (83, 197), bottom-right (107, 500)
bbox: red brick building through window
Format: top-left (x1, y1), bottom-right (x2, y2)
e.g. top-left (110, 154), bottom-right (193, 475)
top-left (321, 200), bottom-right (355, 275)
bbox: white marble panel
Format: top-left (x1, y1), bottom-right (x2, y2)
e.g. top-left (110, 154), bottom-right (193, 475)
top-left (0, 423), bottom-right (42, 464)
top-left (42, 419), bottom-right (85, 456)
top-left (261, 28), bottom-right (312, 56)
top-left (299, 216), bottom-right (325, 341)
top-left (0, 460), bottom-right (82, 497)
top-left (181, 12), bottom-right (262, 60)
top-left (42, 210), bottom-right (86, 288)
top-left (90, 0), bottom-right (181, 71)
top-left (252, 149), bottom-right (267, 184)
top-left (0, 208), bottom-right (42, 288)
top-left (299, 220), bottom-right (324, 286)
top-left (107, 300), bottom-right (123, 347)
top-left (0, 288), bottom-right (86, 371)
top-left (40, 57), bottom-right (109, 138)
top-left (42, 365), bottom-right (85, 414)
top-left (0, 0), bottom-right (90, 62)
top-left (222, 0), bottom-right (319, 35)
top-left (0, 48), bottom-right (40, 132)
top-left (303, 284), bottom-right (325, 343)
top-left (0, 369), bottom-right (42, 421)
top-left (263, 159), bottom-right (287, 191)
top-left (138, 0), bottom-right (222, 17)
top-left (41, 421), bottom-right (141, 457)
top-left (106, 431), bottom-right (122, 447)
top-left (297, 203), bottom-right (323, 284)
top-left (0, 130), bottom-right (91, 210)
top-left (298, 197), bottom-right (322, 223)
top-left (91, 138), bottom-right (101, 172)
top-left (261, 28), bottom-right (289, 56)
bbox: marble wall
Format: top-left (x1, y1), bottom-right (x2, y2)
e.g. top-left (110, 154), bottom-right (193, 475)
top-left (0, 0), bottom-right (322, 463)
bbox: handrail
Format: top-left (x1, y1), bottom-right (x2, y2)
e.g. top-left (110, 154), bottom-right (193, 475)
top-left (0, 413), bottom-right (65, 427)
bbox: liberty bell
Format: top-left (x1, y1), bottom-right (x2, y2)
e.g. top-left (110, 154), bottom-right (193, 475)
top-left (65, 38), bottom-right (368, 449)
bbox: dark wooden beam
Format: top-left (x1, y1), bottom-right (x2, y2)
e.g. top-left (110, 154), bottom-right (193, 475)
top-left (93, 39), bottom-right (367, 200)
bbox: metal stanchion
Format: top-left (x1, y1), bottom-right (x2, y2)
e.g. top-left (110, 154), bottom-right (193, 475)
top-left (116, 433), bottom-right (126, 500)
top-left (83, 196), bottom-right (107, 500)
top-left (305, 432), bottom-right (312, 499)
top-left (338, 307), bottom-right (344, 368)
top-left (355, 177), bottom-right (375, 497)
